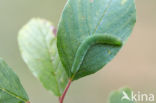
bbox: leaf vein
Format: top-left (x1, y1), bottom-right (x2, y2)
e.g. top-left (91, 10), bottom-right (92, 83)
top-left (92, 0), bottom-right (112, 35)
top-left (0, 87), bottom-right (27, 102)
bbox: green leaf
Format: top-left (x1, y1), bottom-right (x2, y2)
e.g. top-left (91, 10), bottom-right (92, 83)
top-left (18, 18), bottom-right (68, 96)
top-left (0, 58), bottom-right (29, 103)
top-left (57, 0), bottom-right (136, 80)
top-left (109, 88), bottom-right (136, 103)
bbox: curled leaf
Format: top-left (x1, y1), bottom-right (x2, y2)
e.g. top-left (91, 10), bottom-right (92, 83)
top-left (57, 0), bottom-right (136, 80)
top-left (71, 34), bottom-right (122, 74)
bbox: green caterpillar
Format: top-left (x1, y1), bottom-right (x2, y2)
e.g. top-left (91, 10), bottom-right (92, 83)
top-left (71, 34), bottom-right (122, 77)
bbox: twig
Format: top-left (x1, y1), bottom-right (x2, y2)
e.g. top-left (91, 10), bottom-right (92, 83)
top-left (59, 79), bottom-right (72, 103)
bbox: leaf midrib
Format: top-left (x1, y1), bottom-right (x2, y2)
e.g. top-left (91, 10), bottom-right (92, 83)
top-left (0, 87), bottom-right (27, 102)
top-left (92, 0), bottom-right (112, 35)
top-left (71, 0), bottom-right (113, 76)
top-left (38, 25), bottom-right (61, 96)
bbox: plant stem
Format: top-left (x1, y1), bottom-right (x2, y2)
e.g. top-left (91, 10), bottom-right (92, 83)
top-left (59, 79), bottom-right (72, 103)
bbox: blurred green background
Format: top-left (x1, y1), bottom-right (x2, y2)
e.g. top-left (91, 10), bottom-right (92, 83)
top-left (0, 0), bottom-right (156, 103)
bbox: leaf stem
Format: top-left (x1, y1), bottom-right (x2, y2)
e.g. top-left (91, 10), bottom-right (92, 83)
top-left (59, 78), bottom-right (72, 103)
